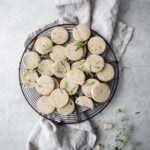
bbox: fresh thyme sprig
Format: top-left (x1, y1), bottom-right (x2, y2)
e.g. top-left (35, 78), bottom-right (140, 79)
top-left (84, 70), bottom-right (93, 76)
top-left (115, 127), bottom-right (129, 150)
top-left (115, 109), bottom-right (129, 150)
top-left (75, 41), bottom-right (87, 51)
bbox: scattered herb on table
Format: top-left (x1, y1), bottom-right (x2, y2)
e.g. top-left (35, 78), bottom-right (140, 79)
top-left (115, 127), bottom-right (129, 150)
top-left (117, 108), bottom-right (123, 113)
top-left (135, 112), bottom-right (140, 114)
top-left (115, 109), bottom-right (129, 150)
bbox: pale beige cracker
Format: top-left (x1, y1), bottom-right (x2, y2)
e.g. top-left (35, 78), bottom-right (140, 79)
top-left (73, 24), bottom-right (91, 41)
top-left (66, 68), bottom-right (85, 85)
top-left (37, 96), bottom-right (55, 114)
top-left (82, 78), bottom-right (99, 97)
top-left (57, 99), bottom-right (75, 115)
top-left (91, 83), bottom-right (111, 103)
top-left (65, 42), bottom-right (84, 61)
top-left (22, 70), bottom-right (38, 88)
top-left (60, 77), bottom-right (79, 95)
top-left (49, 88), bottom-right (69, 108)
top-left (50, 45), bottom-right (66, 62)
top-left (37, 59), bottom-right (53, 76)
top-left (34, 36), bottom-right (53, 55)
top-left (35, 75), bottom-right (55, 95)
top-left (86, 54), bottom-right (104, 73)
top-left (23, 51), bottom-right (40, 69)
top-left (71, 59), bottom-right (86, 71)
top-left (50, 27), bottom-right (68, 44)
top-left (88, 36), bottom-right (106, 54)
top-left (75, 96), bottom-right (94, 109)
top-left (96, 63), bottom-right (115, 82)
top-left (52, 60), bottom-right (70, 78)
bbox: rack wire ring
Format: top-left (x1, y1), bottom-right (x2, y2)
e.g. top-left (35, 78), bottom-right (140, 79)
top-left (19, 24), bottom-right (119, 124)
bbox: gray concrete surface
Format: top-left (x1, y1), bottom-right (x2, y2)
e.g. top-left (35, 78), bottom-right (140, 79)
top-left (0, 0), bottom-right (150, 149)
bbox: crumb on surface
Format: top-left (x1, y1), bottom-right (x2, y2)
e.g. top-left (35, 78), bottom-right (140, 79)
top-left (103, 123), bottom-right (113, 129)
top-left (95, 144), bottom-right (103, 150)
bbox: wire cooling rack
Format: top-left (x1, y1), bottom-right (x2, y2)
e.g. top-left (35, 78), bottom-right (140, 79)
top-left (19, 24), bottom-right (119, 124)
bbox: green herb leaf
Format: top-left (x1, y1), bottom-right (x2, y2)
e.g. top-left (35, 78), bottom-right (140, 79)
top-left (84, 70), bottom-right (93, 76)
top-left (135, 112), bottom-right (140, 114)
top-left (117, 109), bottom-right (123, 113)
top-left (74, 41), bottom-right (87, 51)
top-left (115, 109), bottom-right (129, 150)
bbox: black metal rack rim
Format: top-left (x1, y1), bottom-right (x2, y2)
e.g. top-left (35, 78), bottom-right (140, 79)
top-left (18, 23), bottom-right (119, 125)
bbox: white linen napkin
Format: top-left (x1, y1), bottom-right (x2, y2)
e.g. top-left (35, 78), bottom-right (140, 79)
top-left (26, 118), bottom-right (96, 150)
top-left (26, 0), bottom-right (134, 149)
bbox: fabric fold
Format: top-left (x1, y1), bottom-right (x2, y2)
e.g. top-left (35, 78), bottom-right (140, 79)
top-left (111, 21), bottom-right (134, 60)
top-left (26, 118), bottom-right (96, 150)
top-left (56, 0), bottom-right (91, 26)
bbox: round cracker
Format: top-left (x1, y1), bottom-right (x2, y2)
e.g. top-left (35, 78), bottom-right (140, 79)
top-left (71, 59), bottom-right (86, 71)
top-left (35, 75), bottom-right (55, 95)
top-left (52, 61), bottom-right (70, 78)
top-left (22, 70), bottom-right (38, 88)
top-left (49, 88), bottom-right (69, 108)
top-left (50, 27), bottom-right (68, 44)
top-left (37, 59), bottom-right (53, 76)
top-left (88, 36), bottom-right (106, 54)
top-left (75, 96), bottom-right (94, 109)
top-left (60, 77), bottom-right (79, 95)
top-left (73, 24), bottom-right (91, 41)
top-left (37, 96), bottom-right (55, 114)
top-left (57, 99), bottom-right (75, 115)
top-left (66, 68), bottom-right (85, 85)
top-left (86, 54), bottom-right (104, 73)
top-left (91, 83), bottom-right (111, 103)
top-left (96, 63), bottom-right (115, 82)
top-left (23, 51), bottom-right (40, 69)
top-left (82, 78), bottom-right (100, 97)
top-left (65, 42), bottom-right (84, 61)
top-left (34, 36), bottom-right (53, 55)
top-left (50, 45), bottom-right (66, 62)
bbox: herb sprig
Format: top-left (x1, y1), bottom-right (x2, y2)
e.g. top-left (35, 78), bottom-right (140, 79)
top-left (75, 41), bottom-right (87, 51)
top-left (115, 127), bottom-right (129, 150)
top-left (84, 70), bottom-right (93, 77)
top-left (115, 109), bottom-right (129, 150)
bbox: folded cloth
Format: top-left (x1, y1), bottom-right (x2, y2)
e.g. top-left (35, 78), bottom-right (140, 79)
top-left (26, 118), bottom-right (96, 150)
top-left (26, 0), bottom-right (134, 150)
